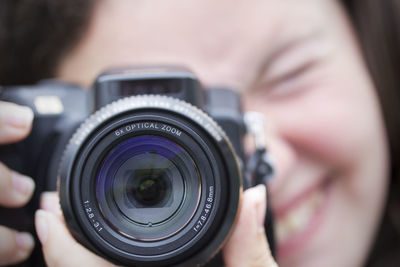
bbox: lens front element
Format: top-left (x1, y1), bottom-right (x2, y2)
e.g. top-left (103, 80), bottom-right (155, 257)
top-left (97, 135), bottom-right (200, 240)
top-left (131, 167), bottom-right (169, 207)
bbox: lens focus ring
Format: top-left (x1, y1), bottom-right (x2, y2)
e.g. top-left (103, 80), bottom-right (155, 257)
top-left (59, 95), bottom-right (242, 266)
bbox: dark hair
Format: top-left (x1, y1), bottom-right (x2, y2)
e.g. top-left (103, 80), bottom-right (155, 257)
top-left (1, 0), bottom-right (400, 266)
top-left (342, 0), bottom-right (400, 266)
top-left (0, 0), bottom-right (97, 85)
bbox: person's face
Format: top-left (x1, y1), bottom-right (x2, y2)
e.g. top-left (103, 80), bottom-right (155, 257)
top-left (56, 0), bottom-right (389, 267)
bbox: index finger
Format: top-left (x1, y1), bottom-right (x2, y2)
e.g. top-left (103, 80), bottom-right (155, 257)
top-left (0, 101), bottom-right (34, 144)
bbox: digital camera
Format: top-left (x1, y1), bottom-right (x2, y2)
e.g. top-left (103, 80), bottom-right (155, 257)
top-left (0, 67), bottom-right (274, 266)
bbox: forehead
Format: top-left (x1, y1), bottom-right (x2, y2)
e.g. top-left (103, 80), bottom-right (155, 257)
top-left (60, 0), bottom-right (340, 88)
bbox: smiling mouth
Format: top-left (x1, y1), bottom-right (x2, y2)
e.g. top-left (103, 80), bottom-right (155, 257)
top-left (274, 177), bottom-right (333, 257)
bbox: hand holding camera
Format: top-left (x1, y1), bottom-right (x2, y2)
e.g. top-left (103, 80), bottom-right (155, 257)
top-left (35, 186), bottom-right (277, 267)
top-left (0, 67), bottom-right (276, 266)
top-left (0, 101), bottom-right (35, 266)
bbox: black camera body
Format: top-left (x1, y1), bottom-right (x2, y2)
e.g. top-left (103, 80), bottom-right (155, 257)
top-left (0, 67), bottom-right (274, 266)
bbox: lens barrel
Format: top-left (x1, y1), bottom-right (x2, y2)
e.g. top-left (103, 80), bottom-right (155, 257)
top-left (59, 95), bottom-right (242, 266)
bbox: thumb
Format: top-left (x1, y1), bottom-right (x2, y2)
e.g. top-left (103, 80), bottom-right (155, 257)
top-left (35, 209), bottom-right (114, 267)
top-left (223, 185), bottom-right (278, 267)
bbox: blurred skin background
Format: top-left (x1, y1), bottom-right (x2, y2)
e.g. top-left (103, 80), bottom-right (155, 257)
top-left (0, 0), bottom-right (400, 267)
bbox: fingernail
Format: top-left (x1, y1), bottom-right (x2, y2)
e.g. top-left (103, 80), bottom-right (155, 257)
top-left (35, 210), bottom-right (48, 244)
top-left (1, 105), bottom-right (34, 128)
top-left (253, 184), bottom-right (267, 231)
top-left (15, 232), bottom-right (35, 251)
top-left (40, 192), bottom-right (59, 213)
top-left (12, 172), bottom-right (35, 196)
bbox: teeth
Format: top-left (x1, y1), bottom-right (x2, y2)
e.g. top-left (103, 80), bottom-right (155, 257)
top-left (276, 190), bottom-right (323, 243)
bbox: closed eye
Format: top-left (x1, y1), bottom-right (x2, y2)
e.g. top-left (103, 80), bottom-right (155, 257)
top-left (253, 30), bottom-right (331, 97)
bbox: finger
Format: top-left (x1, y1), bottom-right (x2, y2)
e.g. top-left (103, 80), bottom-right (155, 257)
top-left (35, 210), bottom-right (115, 267)
top-left (0, 101), bottom-right (34, 144)
top-left (0, 225), bottom-right (35, 266)
top-left (0, 162), bottom-right (35, 207)
top-left (40, 192), bottom-right (63, 220)
top-left (223, 185), bottom-right (278, 267)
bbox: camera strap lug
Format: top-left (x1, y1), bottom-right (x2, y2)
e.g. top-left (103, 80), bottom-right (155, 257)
top-left (244, 112), bottom-right (275, 186)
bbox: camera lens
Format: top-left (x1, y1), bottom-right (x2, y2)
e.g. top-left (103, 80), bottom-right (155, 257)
top-left (96, 135), bottom-right (200, 240)
top-left (59, 95), bottom-right (242, 266)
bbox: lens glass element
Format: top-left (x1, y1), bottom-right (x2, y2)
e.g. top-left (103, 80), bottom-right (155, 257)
top-left (96, 135), bottom-right (200, 240)
top-left (131, 167), bottom-right (168, 206)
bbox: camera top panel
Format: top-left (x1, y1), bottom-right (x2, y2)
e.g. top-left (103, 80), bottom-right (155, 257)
top-left (94, 66), bottom-right (204, 109)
